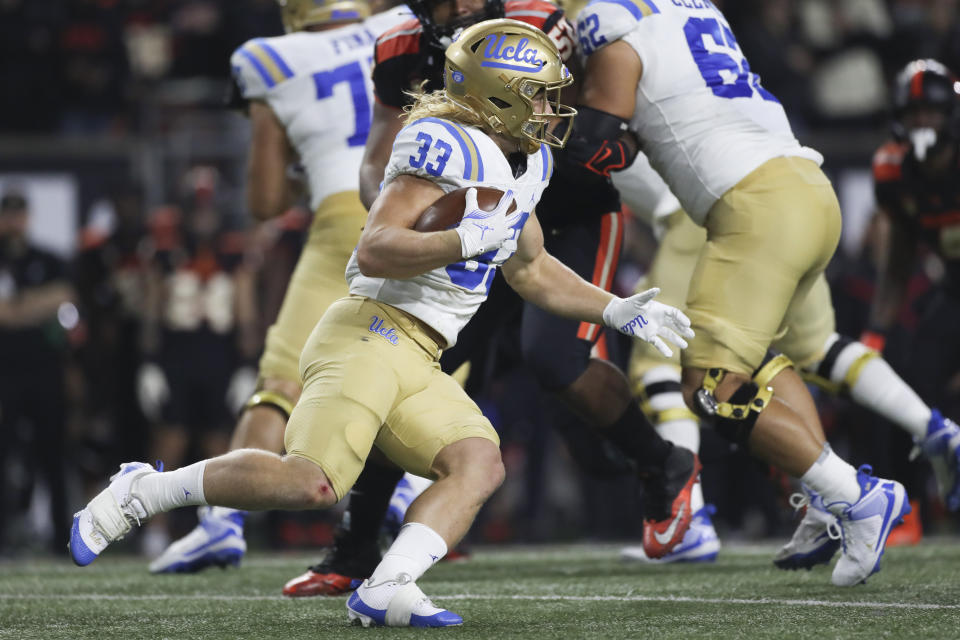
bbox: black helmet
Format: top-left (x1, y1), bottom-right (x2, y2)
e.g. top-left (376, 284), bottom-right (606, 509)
top-left (891, 59), bottom-right (960, 161)
top-left (408, 0), bottom-right (505, 49)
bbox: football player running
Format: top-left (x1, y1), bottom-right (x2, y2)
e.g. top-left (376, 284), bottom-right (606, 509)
top-left (573, 0), bottom-right (910, 586)
top-left (615, 152), bottom-right (958, 566)
top-left (869, 58), bottom-right (960, 512)
top-left (289, 0), bottom-right (704, 597)
top-left (69, 20), bottom-right (695, 628)
top-left (146, 0), bottom-right (413, 574)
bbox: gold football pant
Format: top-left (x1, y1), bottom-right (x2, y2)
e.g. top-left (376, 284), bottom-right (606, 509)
top-left (284, 296), bottom-right (499, 500)
top-left (652, 157), bottom-right (842, 375)
top-left (258, 191), bottom-right (366, 386)
top-left (629, 209), bottom-right (840, 389)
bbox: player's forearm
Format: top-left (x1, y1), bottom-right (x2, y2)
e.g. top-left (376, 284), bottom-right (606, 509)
top-left (247, 184), bottom-right (291, 221)
top-left (506, 252), bottom-right (612, 324)
top-left (869, 263), bottom-right (912, 332)
top-left (359, 164), bottom-right (383, 211)
top-left (869, 229), bottom-right (916, 332)
top-left (355, 227), bottom-right (463, 279)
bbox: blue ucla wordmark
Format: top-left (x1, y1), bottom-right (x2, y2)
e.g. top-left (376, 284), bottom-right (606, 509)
top-left (481, 35), bottom-right (545, 72)
top-left (368, 315), bottom-right (399, 345)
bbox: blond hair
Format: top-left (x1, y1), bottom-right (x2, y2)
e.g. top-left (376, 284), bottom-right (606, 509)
top-left (403, 88), bottom-right (489, 131)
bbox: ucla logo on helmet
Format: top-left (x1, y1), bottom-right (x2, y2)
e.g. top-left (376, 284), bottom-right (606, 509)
top-left (481, 34), bottom-right (545, 72)
top-left (452, 70), bottom-right (464, 84)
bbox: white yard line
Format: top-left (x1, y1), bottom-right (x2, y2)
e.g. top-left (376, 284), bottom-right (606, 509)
top-left (0, 593), bottom-right (956, 610)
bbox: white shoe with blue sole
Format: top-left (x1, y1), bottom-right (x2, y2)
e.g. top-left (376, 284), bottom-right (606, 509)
top-left (921, 410), bottom-right (960, 511)
top-left (774, 487), bottom-right (840, 571)
top-left (347, 575), bottom-right (462, 627)
top-left (149, 507), bottom-right (247, 574)
top-left (831, 465), bottom-right (910, 587)
top-left (621, 505), bottom-right (720, 563)
top-left (70, 462), bottom-right (158, 566)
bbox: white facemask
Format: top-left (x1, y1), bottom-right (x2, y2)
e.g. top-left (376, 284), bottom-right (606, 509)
top-left (909, 127), bottom-right (938, 161)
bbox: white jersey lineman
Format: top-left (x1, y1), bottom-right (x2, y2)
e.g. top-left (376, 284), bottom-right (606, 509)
top-left (230, 7), bottom-right (412, 210)
top-left (576, 0), bottom-right (821, 223)
top-left (346, 117), bottom-right (553, 346)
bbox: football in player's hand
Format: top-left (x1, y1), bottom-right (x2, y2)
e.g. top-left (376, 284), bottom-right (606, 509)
top-left (414, 186), bottom-right (517, 232)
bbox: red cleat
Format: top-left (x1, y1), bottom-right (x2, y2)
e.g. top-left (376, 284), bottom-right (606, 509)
top-left (281, 532), bottom-right (381, 598)
top-left (282, 568), bottom-right (364, 597)
top-left (641, 448), bottom-right (702, 559)
top-left (885, 499), bottom-right (922, 547)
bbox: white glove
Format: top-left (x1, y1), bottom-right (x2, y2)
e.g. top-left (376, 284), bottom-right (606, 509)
top-left (454, 187), bottom-right (520, 259)
top-left (602, 287), bottom-right (695, 358)
top-left (137, 362), bottom-right (169, 422)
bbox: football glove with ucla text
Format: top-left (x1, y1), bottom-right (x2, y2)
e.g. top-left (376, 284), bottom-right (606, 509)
top-left (603, 287), bottom-right (694, 357)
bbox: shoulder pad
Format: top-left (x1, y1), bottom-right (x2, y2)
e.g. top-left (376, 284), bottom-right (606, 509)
top-left (385, 118), bottom-right (487, 189)
top-left (230, 37), bottom-right (296, 99)
top-left (576, 0), bottom-right (659, 57)
top-left (872, 141), bottom-right (906, 183)
top-left (375, 19), bottom-right (422, 64)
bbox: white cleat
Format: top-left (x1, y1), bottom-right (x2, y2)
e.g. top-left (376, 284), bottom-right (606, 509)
top-left (831, 466), bottom-right (910, 587)
top-left (919, 410), bottom-right (960, 511)
top-left (69, 462), bottom-right (158, 566)
top-left (773, 487), bottom-right (840, 571)
top-left (149, 507), bottom-right (247, 574)
top-left (346, 574), bottom-right (463, 627)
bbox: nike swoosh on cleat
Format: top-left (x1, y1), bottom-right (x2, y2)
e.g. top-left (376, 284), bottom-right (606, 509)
top-left (654, 503), bottom-right (687, 545)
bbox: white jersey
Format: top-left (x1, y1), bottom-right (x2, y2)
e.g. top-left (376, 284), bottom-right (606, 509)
top-left (346, 117), bottom-right (553, 346)
top-left (230, 8), bottom-right (412, 210)
top-left (576, 0), bottom-right (822, 223)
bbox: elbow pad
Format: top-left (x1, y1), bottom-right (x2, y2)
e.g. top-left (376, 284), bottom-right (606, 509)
top-left (559, 106), bottom-right (640, 179)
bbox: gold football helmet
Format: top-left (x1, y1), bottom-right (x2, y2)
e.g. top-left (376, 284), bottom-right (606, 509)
top-left (277, 0), bottom-right (370, 32)
top-left (444, 19), bottom-right (576, 154)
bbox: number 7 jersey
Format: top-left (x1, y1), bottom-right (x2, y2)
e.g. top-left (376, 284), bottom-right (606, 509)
top-left (576, 0), bottom-right (822, 223)
top-left (230, 8), bottom-right (412, 210)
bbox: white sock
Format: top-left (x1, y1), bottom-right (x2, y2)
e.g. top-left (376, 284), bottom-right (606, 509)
top-left (818, 334), bottom-right (931, 439)
top-left (362, 522), bottom-right (447, 608)
top-left (848, 356), bottom-right (931, 439)
top-left (643, 367), bottom-right (704, 512)
top-left (800, 445), bottom-right (860, 514)
top-left (136, 460), bottom-right (208, 517)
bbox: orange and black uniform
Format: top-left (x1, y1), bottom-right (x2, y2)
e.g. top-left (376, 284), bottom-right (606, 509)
top-left (373, 1), bottom-right (625, 390)
top-left (873, 140), bottom-right (960, 406)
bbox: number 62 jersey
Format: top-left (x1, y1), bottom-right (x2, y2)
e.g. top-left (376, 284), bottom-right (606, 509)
top-left (576, 0), bottom-right (822, 223)
top-left (229, 7), bottom-right (411, 211)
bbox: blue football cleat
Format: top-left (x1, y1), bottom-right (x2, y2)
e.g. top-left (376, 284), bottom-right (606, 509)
top-left (831, 465), bottom-right (910, 586)
top-left (621, 504), bottom-right (720, 563)
top-left (920, 410), bottom-right (960, 511)
top-left (346, 575), bottom-right (462, 627)
top-left (149, 507), bottom-right (247, 574)
top-left (70, 462), bottom-right (158, 566)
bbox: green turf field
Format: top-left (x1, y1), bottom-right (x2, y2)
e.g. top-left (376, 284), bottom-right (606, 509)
top-left (1, 543), bottom-right (958, 639)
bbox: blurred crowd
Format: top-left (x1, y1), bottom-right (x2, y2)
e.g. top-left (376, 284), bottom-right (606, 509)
top-left (2, 0), bottom-right (960, 556)
top-left (4, 0), bottom-right (960, 136)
